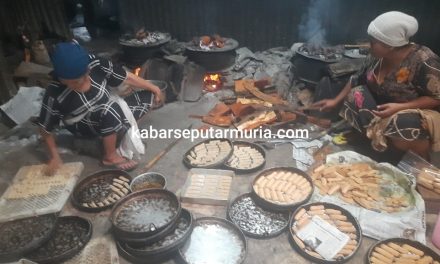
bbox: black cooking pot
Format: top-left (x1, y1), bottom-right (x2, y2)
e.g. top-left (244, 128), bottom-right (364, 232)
top-left (185, 38), bottom-right (239, 71)
top-left (119, 34), bottom-right (171, 67)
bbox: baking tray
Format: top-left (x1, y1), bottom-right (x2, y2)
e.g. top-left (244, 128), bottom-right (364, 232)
top-left (223, 141), bottom-right (266, 174)
top-left (183, 138), bottom-right (233, 169)
top-left (121, 209), bottom-right (194, 257)
top-left (71, 170), bottom-right (132, 212)
top-left (289, 202), bottom-right (362, 264)
top-left (251, 167), bottom-right (314, 211)
top-left (186, 38), bottom-right (239, 53)
top-left (365, 237), bottom-right (440, 263)
top-left (25, 216), bottom-right (92, 264)
top-left (63, 234), bottom-right (119, 264)
top-left (0, 214), bottom-right (58, 263)
top-left (110, 189), bottom-right (181, 239)
top-left (227, 193), bottom-right (289, 239)
top-left (179, 217), bottom-right (247, 264)
top-left (0, 162), bottom-right (83, 222)
top-left (180, 168), bottom-right (234, 206)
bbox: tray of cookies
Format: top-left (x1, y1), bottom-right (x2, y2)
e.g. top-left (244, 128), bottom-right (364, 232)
top-left (289, 202), bottom-right (362, 263)
top-left (366, 238), bottom-right (440, 264)
top-left (311, 163), bottom-right (414, 213)
top-left (223, 141), bottom-right (266, 173)
top-left (252, 167), bottom-right (314, 211)
top-left (183, 139), bottom-right (233, 168)
top-left (71, 170), bottom-right (132, 212)
top-left (228, 193), bottom-right (289, 239)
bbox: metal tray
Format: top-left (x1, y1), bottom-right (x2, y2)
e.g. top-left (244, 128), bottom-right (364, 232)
top-left (289, 202), bottom-right (362, 264)
top-left (117, 239), bottom-right (179, 264)
top-left (25, 216), bottom-right (93, 264)
top-left (110, 189), bottom-right (181, 239)
top-left (365, 238), bottom-right (440, 263)
top-left (223, 141), bottom-right (266, 174)
top-left (0, 214), bottom-right (58, 263)
top-left (185, 38), bottom-right (239, 53)
top-left (183, 138), bottom-right (234, 169)
top-left (251, 167), bottom-right (314, 211)
top-left (121, 209), bottom-right (194, 257)
top-left (119, 33), bottom-right (171, 47)
top-left (179, 217), bottom-right (247, 264)
top-left (71, 170), bottom-right (132, 212)
top-left (227, 193), bottom-right (289, 239)
top-left (180, 168), bottom-right (234, 206)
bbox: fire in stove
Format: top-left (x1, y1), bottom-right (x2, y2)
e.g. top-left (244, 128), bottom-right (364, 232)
top-left (134, 67), bottom-right (141, 76)
top-left (203, 73), bottom-right (223, 92)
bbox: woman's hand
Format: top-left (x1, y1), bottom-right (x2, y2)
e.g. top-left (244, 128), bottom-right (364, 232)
top-left (311, 99), bottom-right (339, 112)
top-left (372, 103), bottom-right (403, 118)
top-left (151, 85), bottom-right (164, 105)
top-left (44, 156), bottom-right (63, 176)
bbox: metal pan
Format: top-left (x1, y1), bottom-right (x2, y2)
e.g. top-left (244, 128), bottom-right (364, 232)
top-left (116, 239), bottom-right (179, 264)
top-left (0, 214), bottom-right (58, 263)
top-left (110, 189), bottom-right (181, 239)
top-left (289, 202), bottom-right (362, 264)
top-left (223, 141), bottom-right (266, 174)
top-left (185, 38), bottom-right (239, 53)
top-left (25, 216), bottom-right (93, 264)
top-left (227, 193), bottom-right (289, 239)
top-left (183, 138), bottom-right (233, 169)
top-left (179, 217), bottom-right (247, 264)
top-left (121, 209), bottom-right (194, 257)
top-left (71, 170), bottom-right (132, 213)
top-left (365, 238), bottom-right (440, 263)
top-left (251, 167), bottom-right (314, 211)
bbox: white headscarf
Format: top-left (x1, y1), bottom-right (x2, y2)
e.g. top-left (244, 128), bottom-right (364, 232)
top-left (367, 11), bottom-right (418, 47)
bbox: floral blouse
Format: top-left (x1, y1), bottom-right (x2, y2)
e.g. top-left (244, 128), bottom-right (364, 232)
top-left (352, 44), bottom-right (440, 105)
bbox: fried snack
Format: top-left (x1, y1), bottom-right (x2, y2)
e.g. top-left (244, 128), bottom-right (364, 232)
top-left (418, 169), bottom-right (440, 194)
top-left (369, 242), bottom-right (439, 264)
top-left (226, 145), bottom-right (265, 170)
top-left (186, 140), bottom-right (232, 166)
top-left (291, 204), bottom-right (359, 261)
top-left (311, 163), bottom-right (410, 213)
top-left (254, 170), bottom-right (312, 205)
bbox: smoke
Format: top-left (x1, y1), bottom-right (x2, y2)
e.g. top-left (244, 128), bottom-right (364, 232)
top-left (298, 0), bottom-right (332, 46)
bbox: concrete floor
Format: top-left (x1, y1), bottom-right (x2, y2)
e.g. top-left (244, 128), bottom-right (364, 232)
top-left (1, 95), bottom-right (440, 264)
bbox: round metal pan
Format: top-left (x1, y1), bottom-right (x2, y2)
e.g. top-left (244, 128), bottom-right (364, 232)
top-left (0, 214), bottom-right (58, 263)
top-left (26, 216), bottom-right (93, 264)
top-left (179, 217), bottom-right (247, 264)
top-left (365, 238), bottom-right (440, 263)
top-left (119, 33), bottom-right (171, 47)
top-left (251, 167), bottom-right (314, 211)
top-left (296, 44), bottom-right (343, 63)
top-left (183, 138), bottom-right (233, 169)
top-left (71, 170), bottom-right (132, 213)
top-left (185, 38), bottom-right (239, 53)
top-left (110, 189), bottom-right (181, 239)
top-left (121, 209), bottom-right (194, 257)
top-left (227, 193), bottom-right (289, 239)
top-left (289, 202), bottom-right (362, 264)
top-left (117, 239), bottom-right (179, 264)
top-left (223, 141), bottom-right (266, 174)
top-left (114, 208), bottom-right (181, 246)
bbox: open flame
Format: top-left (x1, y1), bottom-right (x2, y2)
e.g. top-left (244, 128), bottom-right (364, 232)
top-left (134, 67), bottom-right (141, 76)
top-left (203, 73), bottom-right (222, 92)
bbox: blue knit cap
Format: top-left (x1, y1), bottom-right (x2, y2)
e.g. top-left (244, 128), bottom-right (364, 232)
top-left (51, 41), bottom-right (89, 79)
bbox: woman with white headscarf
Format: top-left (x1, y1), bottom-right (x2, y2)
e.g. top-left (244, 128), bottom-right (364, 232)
top-left (313, 11), bottom-right (440, 160)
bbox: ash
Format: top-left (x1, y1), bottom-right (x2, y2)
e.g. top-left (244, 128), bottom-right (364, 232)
top-left (229, 196), bottom-right (288, 237)
top-left (182, 224), bottom-right (244, 264)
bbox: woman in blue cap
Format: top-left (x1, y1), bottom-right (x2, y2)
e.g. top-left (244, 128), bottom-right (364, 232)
top-left (38, 40), bottom-right (163, 172)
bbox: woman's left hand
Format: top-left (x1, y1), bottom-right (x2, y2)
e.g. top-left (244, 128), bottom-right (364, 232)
top-left (372, 103), bottom-right (404, 118)
top-left (152, 86), bottom-right (164, 105)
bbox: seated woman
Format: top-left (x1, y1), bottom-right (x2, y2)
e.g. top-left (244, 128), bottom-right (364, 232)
top-left (38, 41), bottom-right (163, 173)
top-left (313, 11), bottom-right (440, 160)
